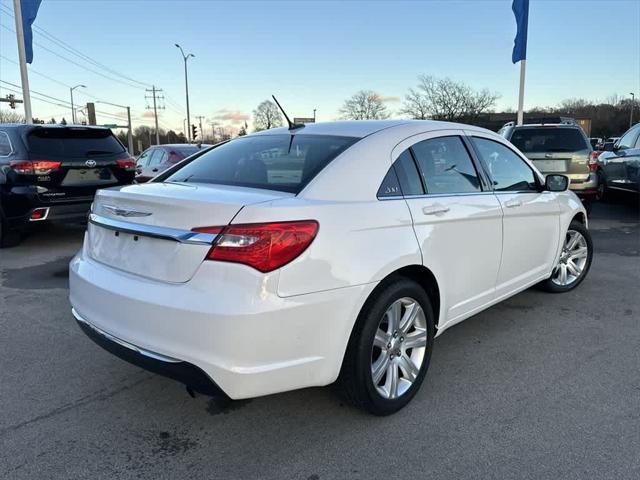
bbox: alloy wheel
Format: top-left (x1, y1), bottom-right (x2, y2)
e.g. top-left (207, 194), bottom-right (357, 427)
top-left (551, 229), bottom-right (589, 286)
top-left (370, 297), bottom-right (427, 399)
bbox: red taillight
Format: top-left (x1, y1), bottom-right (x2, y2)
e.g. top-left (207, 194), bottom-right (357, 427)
top-left (10, 160), bottom-right (61, 175)
top-left (193, 221), bottom-right (319, 273)
top-left (588, 151), bottom-right (599, 171)
top-left (116, 158), bottom-right (136, 171)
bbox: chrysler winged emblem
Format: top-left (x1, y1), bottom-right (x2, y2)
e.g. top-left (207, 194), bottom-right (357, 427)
top-left (102, 204), bottom-right (152, 217)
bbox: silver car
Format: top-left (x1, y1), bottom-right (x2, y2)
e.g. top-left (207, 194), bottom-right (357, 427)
top-left (500, 122), bottom-right (597, 206)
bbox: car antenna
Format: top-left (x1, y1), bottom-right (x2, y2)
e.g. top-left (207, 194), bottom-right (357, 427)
top-left (272, 95), bottom-right (304, 131)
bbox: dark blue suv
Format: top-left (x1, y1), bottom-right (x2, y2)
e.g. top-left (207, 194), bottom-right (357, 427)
top-left (0, 124), bottom-right (136, 247)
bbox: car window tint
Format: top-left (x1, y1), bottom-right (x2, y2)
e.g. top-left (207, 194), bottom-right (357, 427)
top-left (377, 166), bottom-right (402, 198)
top-left (617, 128), bottom-right (639, 150)
top-left (472, 137), bottom-right (538, 192)
top-left (0, 131), bottom-right (12, 156)
top-left (509, 127), bottom-right (589, 153)
top-left (393, 149), bottom-right (424, 196)
top-left (411, 136), bottom-right (480, 194)
top-left (165, 134), bottom-right (357, 194)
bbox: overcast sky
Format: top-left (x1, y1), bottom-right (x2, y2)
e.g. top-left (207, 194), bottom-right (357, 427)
top-left (1, 0), bottom-right (638, 134)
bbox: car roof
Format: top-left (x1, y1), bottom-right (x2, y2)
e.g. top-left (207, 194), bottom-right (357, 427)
top-left (513, 123), bottom-right (582, 129)
top-left (249, 119), bottom-right (488, 139)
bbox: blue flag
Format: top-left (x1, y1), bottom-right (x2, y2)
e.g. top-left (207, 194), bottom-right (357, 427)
top-left (511, 0), bottom-right (529, 63)
top-left (20, 0), bottom-right (43, 64)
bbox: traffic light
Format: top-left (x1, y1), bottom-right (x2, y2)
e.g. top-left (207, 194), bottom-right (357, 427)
top-left (191, 124), bottom-right (198, 140)
top-left (7, 94), bottom-right (16, 109)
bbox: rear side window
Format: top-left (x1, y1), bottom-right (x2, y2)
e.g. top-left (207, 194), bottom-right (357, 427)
top-left (165, 134), bottom-right (357, 194)
top-left (0, 131), bottom-right (12, 156)
top-left (27, 128), bottom-right (125, 158)
top-left (509, 127), bottom-right (589, 153)
top-left (411, 136), bottom-right (481, 194)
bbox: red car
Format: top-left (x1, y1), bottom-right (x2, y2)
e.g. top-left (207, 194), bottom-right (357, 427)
top-left (135, 144), bottom-right (210, 182)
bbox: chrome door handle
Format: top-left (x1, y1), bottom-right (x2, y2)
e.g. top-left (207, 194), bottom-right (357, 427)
top-left (422, 205), bottom-right (450, 215)
top-left (505, 199), bottom-right (522, 208)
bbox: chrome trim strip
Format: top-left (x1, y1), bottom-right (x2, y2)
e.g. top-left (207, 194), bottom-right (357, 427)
top-left (88, 213), bottom-right (217, 245)
top-left (72, 308), bottom-right (182, 363)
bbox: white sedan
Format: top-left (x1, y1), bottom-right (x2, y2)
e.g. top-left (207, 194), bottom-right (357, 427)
top-left (69, 120), bottom-right (593, 415)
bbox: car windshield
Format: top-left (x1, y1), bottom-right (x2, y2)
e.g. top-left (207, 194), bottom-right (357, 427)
top-left (510, 128), bottom-right (589, 153)
top-left (27, 127), bottom-right (125, 158)
top-left (164, 134), bottom-right (358, 193)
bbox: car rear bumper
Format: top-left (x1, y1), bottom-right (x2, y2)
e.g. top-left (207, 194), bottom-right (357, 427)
top-left (74, 309), bottom-right (226, 397)
top-left (69, 245), bottom-right (374, 399)
top-left (568, 172), bottom-right (598, 195)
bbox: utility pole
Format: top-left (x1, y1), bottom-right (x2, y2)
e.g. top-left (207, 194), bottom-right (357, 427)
top-left (69, 84), bottom-right (86, 124)
top-left (12, 0), bottom-right (33, 123)
top-left (196, 115), bottom-right (205, 142)
top-left (630, 92), bottom-right (635, 128)
top-left (97, 100), bottom-right (134, 155)
top-left (145, 85), bottom-right (164, 145)
top-left (175, 44), bottom-right (195, 142)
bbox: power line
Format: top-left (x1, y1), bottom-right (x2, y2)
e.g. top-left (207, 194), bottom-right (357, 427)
top-left (0, 23), bottom-right (145, 90)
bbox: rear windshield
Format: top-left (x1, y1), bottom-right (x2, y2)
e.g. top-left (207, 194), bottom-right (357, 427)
top-left (27, 128), bottom-right (125, 158)
top-left (510, 128), bottom-right (589, 153)
top-left (172, 145), bottom-right (202, 157)
top-left (164, 134), bottom-right (358, 193)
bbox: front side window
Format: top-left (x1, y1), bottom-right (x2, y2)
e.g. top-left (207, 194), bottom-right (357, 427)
top-left (411, 136), bottom-right (481, 194)
top-left (0, 131), bottom-right (12, 156)
top-left (165, 134), bottom-right (357, 194)
top-left (472, 137), bottom-right (538, 192)
top-left (617, 127), bottom-right (640, 150)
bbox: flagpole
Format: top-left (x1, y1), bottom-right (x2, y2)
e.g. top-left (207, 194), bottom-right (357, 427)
top-left (517, 59), bottom-right (526, 126)
top-left (13, 0), bottom-right (33, 124)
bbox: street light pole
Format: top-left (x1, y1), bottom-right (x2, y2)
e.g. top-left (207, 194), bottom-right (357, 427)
top-left (96, 100), bottom-right (134, 156)
top-left (630, 93), bottom-right (635, 128)
top-left (70, 84), bottom-right (86, 124)
top-left (175, 44), bottom-right (195, 142)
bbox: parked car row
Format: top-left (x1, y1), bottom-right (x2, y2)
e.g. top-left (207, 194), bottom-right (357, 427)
top-left (0, 124), bottom-right (208, 247)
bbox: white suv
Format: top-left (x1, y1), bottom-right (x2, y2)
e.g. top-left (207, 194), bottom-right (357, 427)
top-left (69, 120), bottom-right (592, 415)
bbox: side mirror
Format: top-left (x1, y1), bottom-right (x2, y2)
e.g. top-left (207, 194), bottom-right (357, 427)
top-left (545, 174), bottom-right (569, 192)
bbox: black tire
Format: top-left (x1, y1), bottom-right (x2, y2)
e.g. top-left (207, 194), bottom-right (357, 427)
top-left (337, 278), bottom-right (435, 415)
top-left (0, 215), bottom-right (21, 248)
top-left (538, 220), bottom-right (593, 293)
top-left (596, 170), bottom-right (608, 202)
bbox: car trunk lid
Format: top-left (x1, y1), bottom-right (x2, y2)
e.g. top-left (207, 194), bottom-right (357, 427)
top-left (87, 182), bottom-right (293, 282)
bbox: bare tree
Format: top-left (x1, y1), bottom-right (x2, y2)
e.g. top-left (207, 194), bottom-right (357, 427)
top-left (339, 90), bottom-right (391, 120)
top-left (401, 75), bottom-right (500, 122)
top-left (0, 110), bottom-right (24, 124)
top-left (252, 100), bottom-right (283, 131)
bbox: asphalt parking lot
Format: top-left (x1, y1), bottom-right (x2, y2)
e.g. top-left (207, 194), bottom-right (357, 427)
top-left (1, 197), bottom-right (639, 480)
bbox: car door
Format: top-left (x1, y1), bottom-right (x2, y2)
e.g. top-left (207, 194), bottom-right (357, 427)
top-left (600, 126), bottom-right (640, 192)
top-left (469, 133), bottom-right (561, 296)
top-left (393, 130), bottom-right (503, 326)
top-left (135, 148), bottom-right (153, 178)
